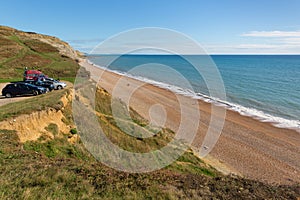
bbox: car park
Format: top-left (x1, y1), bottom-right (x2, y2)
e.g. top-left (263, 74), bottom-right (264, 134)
top-left (24, 80), bottom-right (55, 92)
top-left (2, 82), bottom-right (47, 98)
top-left (44, 78), bottom-right (67, 90)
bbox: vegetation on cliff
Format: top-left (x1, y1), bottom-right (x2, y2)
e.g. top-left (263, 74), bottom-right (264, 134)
top-left (0, 25), bottom-right (81, 81)
top-left (0, 25), bottom-right (299, 199)
top-left (0, 84), bottom-right (299, 199)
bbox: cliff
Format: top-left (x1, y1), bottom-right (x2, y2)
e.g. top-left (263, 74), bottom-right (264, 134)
top-left (0, 25), bottom-right (81, 80)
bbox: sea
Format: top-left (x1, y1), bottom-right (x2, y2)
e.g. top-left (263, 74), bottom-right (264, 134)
top-left (87, 55), bottom-right (300, 132)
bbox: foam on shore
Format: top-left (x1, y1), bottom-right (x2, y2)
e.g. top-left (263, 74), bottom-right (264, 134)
top-left (88, 60), bottom-right (300, 133)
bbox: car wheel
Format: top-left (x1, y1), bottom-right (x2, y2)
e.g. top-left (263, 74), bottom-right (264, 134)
top-left (57, 85), bottom-right (62, 90)
top-left (5, 93), bottom-right (12, 98)
top-left (33, 91), bottom-right (39, 96)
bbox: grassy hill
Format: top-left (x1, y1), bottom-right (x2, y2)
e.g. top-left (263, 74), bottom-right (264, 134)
top-left (0, 83), bottom-right (299, 199)
top-left (0, 25), bottom-right (81, 82)
top-left (0, 25), bottom-right (299, 199)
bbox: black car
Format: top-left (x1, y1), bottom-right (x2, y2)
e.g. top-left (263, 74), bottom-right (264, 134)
top-left (25, 80), bottom-right (55, 92)
top-left (2, 82), bottom-right (47, 98)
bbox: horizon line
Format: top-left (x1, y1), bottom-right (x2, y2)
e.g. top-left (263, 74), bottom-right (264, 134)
top-left (85, 53), bottom-right (300, 56)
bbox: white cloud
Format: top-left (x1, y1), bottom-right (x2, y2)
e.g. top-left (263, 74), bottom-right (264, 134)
top-left (69, 31), bottom-right (300, 54)
top-left (67, 38), bottom-right (104, 53)
top-left (241, 30), bottom-right (300, 37)
top-left (216, 30), bottom-right (300, 54)
top-left (235, 44), bottom-right (278, 49)
top-left (279, 37), bottom-right (300, 44)
top-left (203, 43), bottom-right (300, 54)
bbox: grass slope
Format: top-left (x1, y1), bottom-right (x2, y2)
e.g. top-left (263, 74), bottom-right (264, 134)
top-left (0, 26), bottom-right (80, 81)
top-left (0, 85), bottom-right (299, 199)
top-left (0, 89), bottom-right (66, 121)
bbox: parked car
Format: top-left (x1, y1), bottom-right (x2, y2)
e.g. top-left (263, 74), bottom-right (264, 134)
top-left (24, 69), bottom-right (44, 81)
top-left (24, 80), bottom-right (55, 92)
top-left (44, 78), bottom-right (67, 90)
top-left (2, 82), bottom-right (47, 98)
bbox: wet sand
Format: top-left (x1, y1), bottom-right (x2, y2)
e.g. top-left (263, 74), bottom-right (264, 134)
top-left (80, 59), bottom-right (300, 185)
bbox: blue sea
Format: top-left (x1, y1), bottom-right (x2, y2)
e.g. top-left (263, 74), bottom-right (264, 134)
top-left (87, 55), bottom-right (300, 131)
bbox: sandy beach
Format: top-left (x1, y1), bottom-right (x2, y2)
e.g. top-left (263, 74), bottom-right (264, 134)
top-left (80, 59), bottom-right (300, 185)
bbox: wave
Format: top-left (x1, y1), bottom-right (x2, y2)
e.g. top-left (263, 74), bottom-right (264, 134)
top-left (87, 60), bottom-right (300, 133)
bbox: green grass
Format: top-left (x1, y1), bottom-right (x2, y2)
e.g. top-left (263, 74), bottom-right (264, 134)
top-left (70, 128), bottom-right (78, 135)
top-left (23, 137), bottom-right (90, 160)
top-left (0, 30), bottom-right (80, 79)
top-left (0, 78), bottom-right (23, 83)
top-left (45, 123), bottom-right (59, 136)
top-left (76, 83), bottom-right (175, 153)
top-left (0, 89), bottom-right (66, 121)
top-left (0, 128), bottom-right (299, 199)
top-left (167, 155), bottom-right (216, 177)
top-left (60, 77), bottom-right (76, 83)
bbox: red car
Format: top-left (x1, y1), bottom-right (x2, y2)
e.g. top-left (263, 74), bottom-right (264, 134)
top-left (23, 69), bottom-right (47, 81)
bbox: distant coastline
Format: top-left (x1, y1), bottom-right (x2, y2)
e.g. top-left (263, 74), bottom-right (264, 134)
top-left (87, 55), bottom-right (300, 133)
top-left (80, 59), bottom-right (300, 184)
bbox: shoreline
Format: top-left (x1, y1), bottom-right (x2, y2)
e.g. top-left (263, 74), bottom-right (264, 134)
top-left (86, 60), bottom-right (300, 133)
top-left (79, 59), bottom-right (300, 185)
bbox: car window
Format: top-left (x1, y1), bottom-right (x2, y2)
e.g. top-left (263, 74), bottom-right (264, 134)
top-left (6, 84), bottom-right (13, 89)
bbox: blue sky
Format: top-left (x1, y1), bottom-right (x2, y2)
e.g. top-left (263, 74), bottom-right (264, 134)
top-left (1, 0), bottom-right (300, 54)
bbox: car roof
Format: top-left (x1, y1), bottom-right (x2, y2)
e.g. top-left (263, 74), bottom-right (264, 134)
top-left (23, 82), bottom-right (40, 88)
top-left (25, 70), bottom-right (42, 73)
top-left (6, 82), bottom-right (35, 87)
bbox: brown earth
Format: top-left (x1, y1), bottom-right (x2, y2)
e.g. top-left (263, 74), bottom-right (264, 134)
top-left (0, 82), bottom-right (74, 143)
top-left (0, 108), bottom-right (69, 142)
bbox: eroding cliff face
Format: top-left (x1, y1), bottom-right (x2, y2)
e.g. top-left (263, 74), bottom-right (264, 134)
top-left (0, 91), bottom-right (76, 143)
top-left (0, 109), bottom-right (69, 142)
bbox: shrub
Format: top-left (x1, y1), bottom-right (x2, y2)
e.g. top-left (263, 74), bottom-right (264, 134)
top-left (70, 128), bottom-right (77, 135)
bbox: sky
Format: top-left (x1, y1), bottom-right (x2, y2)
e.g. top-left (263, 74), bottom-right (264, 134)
top-left (1, 0), bottom-right (300, 54)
